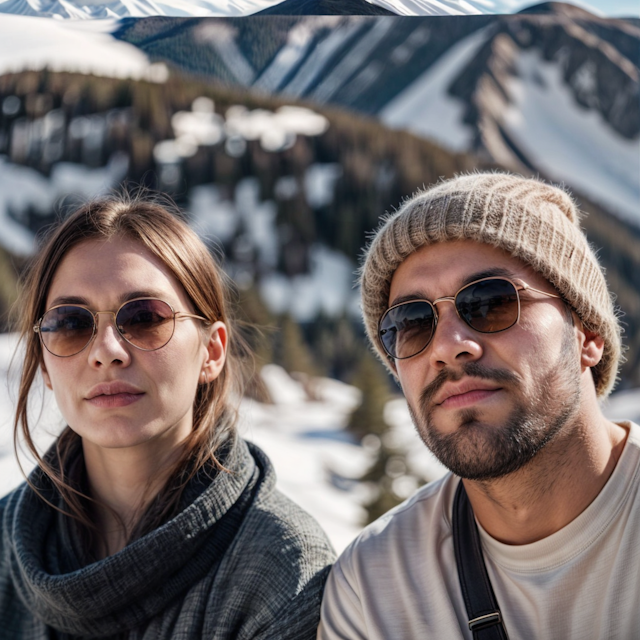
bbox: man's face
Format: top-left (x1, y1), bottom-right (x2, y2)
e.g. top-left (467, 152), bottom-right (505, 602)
top-left (389, 239), bottom-right (582, 481)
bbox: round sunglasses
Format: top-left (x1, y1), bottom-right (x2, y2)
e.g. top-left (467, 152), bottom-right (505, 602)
top-left (34, 298), bottom-right (210, 358)
top-left (378, 277), bottom-right (560, 360)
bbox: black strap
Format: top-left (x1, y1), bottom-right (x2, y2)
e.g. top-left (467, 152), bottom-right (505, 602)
top-left (452, 481), bottom-right (509, 640)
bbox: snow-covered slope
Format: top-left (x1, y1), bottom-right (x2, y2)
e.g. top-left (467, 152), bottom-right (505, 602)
top-left (381, 22), bottom-right (640, 225)
top-left (502, 49), bottom-right (640, 226)
top-left (0, 10), bottom-right (636, 227)
top-left (0, 15), bottom-right (164, 80)
top-left (111, 11), bottom-right (637, 225)
top-left (0, 0), bottom-right (280, 18)
top-left (380, 26), bottom-right (490, 151)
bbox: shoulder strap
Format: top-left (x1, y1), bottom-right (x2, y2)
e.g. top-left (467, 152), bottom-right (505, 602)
top-left (452, 481), bottom-right (509, 640)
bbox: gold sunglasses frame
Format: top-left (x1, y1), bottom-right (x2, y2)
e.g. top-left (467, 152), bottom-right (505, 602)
top-left (34, 297), bottom-right (210, 358)
top-left (379, 277), bottom-right (561, 360)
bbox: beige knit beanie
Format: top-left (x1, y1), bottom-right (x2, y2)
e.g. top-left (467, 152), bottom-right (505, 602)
top-left (360, 172), bottom-right (622, 398)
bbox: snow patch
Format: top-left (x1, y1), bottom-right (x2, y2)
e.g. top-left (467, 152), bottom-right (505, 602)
top-left (188, 184), bottom-right (239, 245)
top-left (260, 244), bottom-right (357, 322)
top-left (225, 105), bottom-right (328, 152)
top-left (0, 154), bottom-right (127, 255)
top-left (383, 397), bottom-right (449, 482)
top-left (304, 163), bottom-right (342, 209)
top-left (234, 178), bottom-right (279, 269)
top-left (0, 16), bottom-right (166, 81)
top-left (503, 49), bottom-right (640, 226)
top-left (281, 20), bottom-right (365, 98)
top-left (380, 27), bottom-right (489, 151)
top-left (368, 0), bottom-right (487, 16)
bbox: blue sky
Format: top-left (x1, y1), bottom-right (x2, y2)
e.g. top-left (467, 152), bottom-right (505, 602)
top-left (496, 0), bottom-right (640, 17)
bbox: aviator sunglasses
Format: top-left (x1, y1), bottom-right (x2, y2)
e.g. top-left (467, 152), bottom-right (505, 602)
top-left (34, 298), bottom-right (210, 357)
top-left (379, 277), bottom-right (560, 360)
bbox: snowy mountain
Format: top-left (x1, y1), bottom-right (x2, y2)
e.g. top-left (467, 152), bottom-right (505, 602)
top-left (0, 7), bottom-right (638, 388)
top-left (380, 5), bottom-right (640, 224)
top-left (113, 7), bottom-right (639, 225)
top-left (0, 7), bottom-right (635, 221)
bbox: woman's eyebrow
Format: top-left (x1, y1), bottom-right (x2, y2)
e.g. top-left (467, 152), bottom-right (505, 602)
top-left (47, 291), bottom-right (168, 308)
top-left (48, 295), bottom-right (90, 307)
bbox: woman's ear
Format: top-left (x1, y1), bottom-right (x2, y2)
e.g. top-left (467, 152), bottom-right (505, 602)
top-left (201, 321), bottom-right (228, 384)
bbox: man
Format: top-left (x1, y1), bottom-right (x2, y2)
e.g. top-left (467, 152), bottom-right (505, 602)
top-left (318, 173), bottom-right (639, 640)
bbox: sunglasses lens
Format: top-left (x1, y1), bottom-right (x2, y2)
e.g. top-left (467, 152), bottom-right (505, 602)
top-left (456, 279), bottom-right (519, 333)
top-left (116, 299), bottom-right (175, 350)
top-left (380, 301), bottom-right (436, 359)
top-left (39, 306), bottom-right (95, 356)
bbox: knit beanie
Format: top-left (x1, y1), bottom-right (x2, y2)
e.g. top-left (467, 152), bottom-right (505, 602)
top-left (360, 172), bottom-right (622, 398)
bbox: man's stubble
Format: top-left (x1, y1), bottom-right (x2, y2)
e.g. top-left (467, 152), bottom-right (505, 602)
top-left (407, 323), bottom-right (582, 481)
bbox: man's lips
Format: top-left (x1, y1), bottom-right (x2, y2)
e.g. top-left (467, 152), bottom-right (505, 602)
top-left (439, 388), bottom-right (502, 409)
top-left (85, 382), bottom-right (145, 408)
top-left (434, 379), bottom-right (502, 409)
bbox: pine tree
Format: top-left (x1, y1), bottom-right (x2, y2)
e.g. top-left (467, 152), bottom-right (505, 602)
top-left (276, 314), bottom-right (318, 377)
top-left (346, 349), bottom-right (390, 440)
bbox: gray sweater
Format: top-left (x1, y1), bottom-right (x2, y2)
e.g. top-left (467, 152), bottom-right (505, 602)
top-left (0, 437), bottom-right (335, 639)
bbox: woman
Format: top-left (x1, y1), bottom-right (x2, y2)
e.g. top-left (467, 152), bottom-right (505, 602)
top-left (0, 195), bottom-right (335, 639)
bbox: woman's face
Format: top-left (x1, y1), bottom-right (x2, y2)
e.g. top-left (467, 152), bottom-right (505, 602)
top-left (40, 236), bottom-right (224, 454)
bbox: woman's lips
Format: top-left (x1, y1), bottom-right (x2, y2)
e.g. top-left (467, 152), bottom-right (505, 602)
top-left (439, 388), bottom-right (501, 409)
top-left (86, 392), bottom-right (144, 408)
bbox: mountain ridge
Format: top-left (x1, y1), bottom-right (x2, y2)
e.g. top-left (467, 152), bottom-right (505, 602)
top-left (254, 0), bottom-right (398, 15)
top-left (111, 12), bottom-right (639, 224)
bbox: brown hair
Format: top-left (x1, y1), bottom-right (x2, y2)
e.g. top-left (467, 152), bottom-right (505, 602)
top-left (13, 192), bottom-right (251, 551)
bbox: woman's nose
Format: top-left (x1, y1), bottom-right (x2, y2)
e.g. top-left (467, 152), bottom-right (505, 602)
top-left (87, 312), bottom-right (132, 367)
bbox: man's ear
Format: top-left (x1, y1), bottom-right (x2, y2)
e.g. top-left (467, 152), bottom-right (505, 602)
top-left (41, 363), bottom-right (53, 390)
top-left (201, 321), bottom-right (228, 384)
top-left (576, 316), bottom-right (605, 371)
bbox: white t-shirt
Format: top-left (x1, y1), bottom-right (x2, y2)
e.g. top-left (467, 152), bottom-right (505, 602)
top-left (318, 421), bottom-right (640, 640)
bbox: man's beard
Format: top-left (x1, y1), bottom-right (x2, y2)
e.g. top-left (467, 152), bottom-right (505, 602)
top-left (407, 325), bottom-right (582, 481)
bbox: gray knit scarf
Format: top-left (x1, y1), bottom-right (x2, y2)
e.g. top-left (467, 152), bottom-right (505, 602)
top-left (1, 435), bottom-right (332, 639)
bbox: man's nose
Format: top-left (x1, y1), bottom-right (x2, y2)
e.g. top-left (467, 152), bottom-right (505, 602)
top-left (427, 301), bottom-right (483, 370)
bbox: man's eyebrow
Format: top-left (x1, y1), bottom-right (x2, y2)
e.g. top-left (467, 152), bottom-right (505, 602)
top-left (459, 267), bottom-right (515, 287)
top-left (389, 292), bottom-right (425, 307)
top-left (389, 267), bottom-right (516, 307)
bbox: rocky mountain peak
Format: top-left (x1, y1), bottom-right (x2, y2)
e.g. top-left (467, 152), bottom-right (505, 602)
top-left (518, 2), bottom-right (598, 18)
